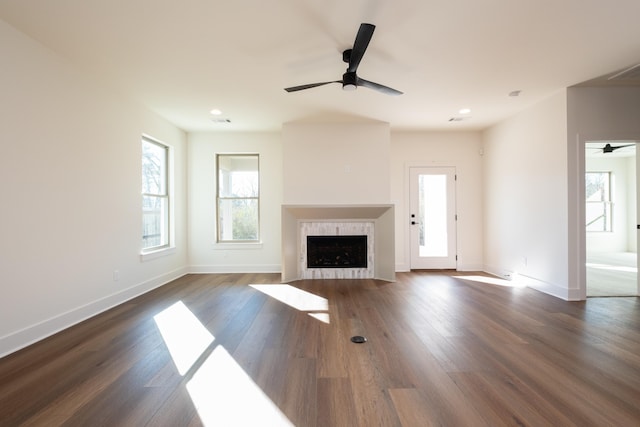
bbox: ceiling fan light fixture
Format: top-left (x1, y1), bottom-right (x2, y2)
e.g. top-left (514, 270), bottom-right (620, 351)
top-left (342, 72), bottom-right (357, 91)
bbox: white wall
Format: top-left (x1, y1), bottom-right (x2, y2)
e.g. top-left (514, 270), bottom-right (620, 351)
top-left (482, 90), bottom-right (570, 298)
top-left (585, 156), bottom-right (631, 253)
top-left (282, 122), bottom-right (390, 204)
top-left (390, 132), bottom-right (484, 271)
top-left (0, 19), bottom-right (188, 357)
top-left (188, 132), bottom-right (282, 273)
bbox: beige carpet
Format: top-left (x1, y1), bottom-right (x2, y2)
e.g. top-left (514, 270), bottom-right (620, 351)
top-left (587, 252), bottom-right (638, 297)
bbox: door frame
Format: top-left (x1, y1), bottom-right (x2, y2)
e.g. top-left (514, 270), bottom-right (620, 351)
top-left (406, 164), bottom-right (458, 270)
top-left (576, 134), bottom-right (640, 299)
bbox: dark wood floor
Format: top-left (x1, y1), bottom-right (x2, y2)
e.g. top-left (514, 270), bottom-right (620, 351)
top-left (1, 272), bottom-right (639, 426)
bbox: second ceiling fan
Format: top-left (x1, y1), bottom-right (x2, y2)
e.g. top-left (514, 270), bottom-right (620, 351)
top-left (284, 23), bottom-right (403, 96)
top-left (593, 143), bottom-right (636, 153)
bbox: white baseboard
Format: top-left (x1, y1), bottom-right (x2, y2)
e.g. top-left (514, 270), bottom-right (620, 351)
top-left (483, 264), bottom-right (572, 300)
top-left (395, 262), bottom-right (410, 272)
top-left (395, 262), bottom-right (484, 272)
top-left (516, 274), bottom-right (573, 300)
top-left (189, 264), bottom-right (281, 274)
top-left (0, 267), bottom-right (188, 358)
top-left (456, 263), bottom-right (484, 271)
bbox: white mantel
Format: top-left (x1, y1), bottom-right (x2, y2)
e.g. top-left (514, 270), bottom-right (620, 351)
top-left (281, 204), bottom-right (395, 282)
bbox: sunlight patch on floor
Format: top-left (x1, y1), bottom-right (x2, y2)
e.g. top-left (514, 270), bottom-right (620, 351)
top-left (586, 262), bottom-right (638, 273)
top-left (308, 312), bottom-right (331, 323)
top-left (455, 275), bottom-right (528, 288)
top-left (153, 301), bottom-right (214, 375)
top-left (250, 284), bottom-right (330, 323)
top-left (154, 300), bottom-right (293, 426)
top-left (187, 346), bottom-right (295, 426)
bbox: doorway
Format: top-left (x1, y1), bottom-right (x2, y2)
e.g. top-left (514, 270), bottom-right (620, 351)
top-left (409, 167), bottom-right (457, 269)
top-left (585, 141), bottom-right (638, 296)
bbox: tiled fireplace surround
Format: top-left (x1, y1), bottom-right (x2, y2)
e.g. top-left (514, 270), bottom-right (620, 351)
top-left (281, 205), bottom-right (395, 282)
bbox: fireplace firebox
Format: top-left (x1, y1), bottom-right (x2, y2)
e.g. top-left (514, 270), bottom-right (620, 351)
top-left (306, 235), bottom-right (368, 268)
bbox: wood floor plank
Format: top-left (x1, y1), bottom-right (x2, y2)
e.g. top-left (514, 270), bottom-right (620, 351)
top-left (449, 371), bottom-right (576, 427)
top-left (278, 357), bottom-right (317, 427)
top-left (389, 387), bottom-right (483, 427)
top-left (495, 342), bottom-right (640, 426)
top-left (1, 272), bottom-right (639, 426)
top-left (315, 299), bottom-right (351, 379)
top-left (316, 377), bottom-right (358, 427)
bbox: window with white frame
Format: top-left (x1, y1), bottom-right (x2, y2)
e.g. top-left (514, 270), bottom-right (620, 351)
top-left (142, 137), bottom-right (170, 250)
top-left (586, 171), bottom-right (612, 232)
top-left (216, 154), bottom-right (259, 242)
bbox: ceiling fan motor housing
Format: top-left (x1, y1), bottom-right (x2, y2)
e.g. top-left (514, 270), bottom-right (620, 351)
top-left (342, 49), bottom-right (352, 63)
top-left (342, 72), bottom-right (357, 90)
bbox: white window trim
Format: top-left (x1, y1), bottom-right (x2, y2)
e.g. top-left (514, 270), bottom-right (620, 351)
top-left (216, 153), bottom-right (260, 243)
top-left (585, 170), bottom-right (613, 233)
top-left (212, 242), bottom-right (264, 250)
top-left (140, 246), bottom-right (177, 262)
top-left (141, 135), bottom-right (175, 255)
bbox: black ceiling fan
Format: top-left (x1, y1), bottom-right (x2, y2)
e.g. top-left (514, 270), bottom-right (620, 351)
top-left (284, 23), bottom-right (402, 96)
top-left (593, 143), bottom-right (636, 153)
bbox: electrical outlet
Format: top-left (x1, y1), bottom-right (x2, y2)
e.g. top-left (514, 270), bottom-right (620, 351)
top-left (113, 270), bottom-right (120, 281)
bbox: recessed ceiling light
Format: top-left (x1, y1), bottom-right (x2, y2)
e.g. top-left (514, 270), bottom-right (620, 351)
top-left (459, 108), bottom-right (471, 115)
top-left (210, 109), bottom-right (222, 115)
top-left (509, 90), bottom-right (522, 97)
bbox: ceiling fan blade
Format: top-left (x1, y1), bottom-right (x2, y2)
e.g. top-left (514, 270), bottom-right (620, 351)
top-left (357, 77), bottom-right (403, 96)
top-left (347, 23), bottom-right (375, 73)
top-left (284, 81), bottom-right (341, 92)
top-left (611, 144), bottom-right (635, 150)
top-left (603, 143), bottom-right (636, 153)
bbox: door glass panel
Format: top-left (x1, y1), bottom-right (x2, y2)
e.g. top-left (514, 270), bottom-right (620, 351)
top-left (419, 174), bottom-right (448, 257)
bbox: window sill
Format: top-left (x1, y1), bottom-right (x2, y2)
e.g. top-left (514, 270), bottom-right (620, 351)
top-left (140, 246), bottom-right (176, 262)
top-left (213, 242), bottom-right (263, 250)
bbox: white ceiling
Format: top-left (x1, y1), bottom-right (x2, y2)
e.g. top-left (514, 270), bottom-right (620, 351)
top-left (2, 0), bottom-right (640, 133)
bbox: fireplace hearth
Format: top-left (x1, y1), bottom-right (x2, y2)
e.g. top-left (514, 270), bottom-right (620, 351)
top-left (307, 235), bottom-right (368, 268)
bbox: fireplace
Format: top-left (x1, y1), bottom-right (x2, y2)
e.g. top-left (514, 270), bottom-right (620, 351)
top-left (299, 221), bottom-right (374, 279)
top-left (281, 204), bottom-right (395, 282)
top-left (307, 235), bottom-right (368, 268)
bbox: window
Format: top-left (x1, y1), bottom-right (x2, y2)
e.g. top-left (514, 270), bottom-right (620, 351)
top-left (142, 137), bottom-right (170, 250)
top-left (586, 172), bottom-right (612, 232)
top-left (216, 154), bottom-right (259, 242)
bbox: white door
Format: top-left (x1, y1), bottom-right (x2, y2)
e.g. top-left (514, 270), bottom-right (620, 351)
top-left (410, 167), bottom-right (457, 269)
